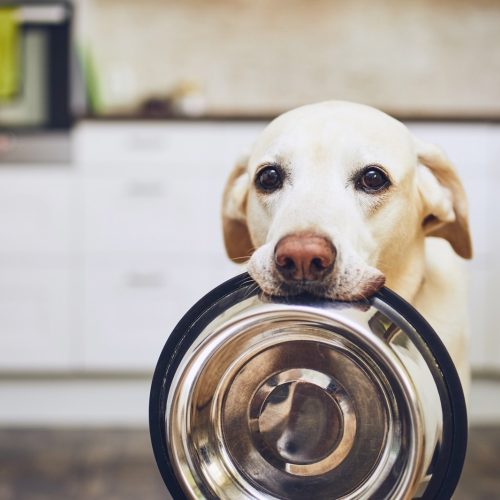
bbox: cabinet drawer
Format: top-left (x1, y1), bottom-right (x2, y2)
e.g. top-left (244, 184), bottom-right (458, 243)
top-left (82, 255), bottom-right (240, 371)
top-left (75, 122), bottom-right (265, 173)
top-left (0, 170), bottom-right (74, 256)
top-left (75, 123), bottom-right (175, 167)
top-left (0, 264), bottom-right (75, 371)
top-left (83, 177), bottom-right (227, 255)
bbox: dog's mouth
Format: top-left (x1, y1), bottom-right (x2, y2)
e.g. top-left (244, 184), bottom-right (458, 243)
top-left (252, 270), bottom-right (386, 302)
top-left (274, 280), bottom-right (332, 298)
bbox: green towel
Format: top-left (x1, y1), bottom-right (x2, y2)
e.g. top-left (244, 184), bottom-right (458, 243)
top-left (0, 7), bottom-right (20, 101)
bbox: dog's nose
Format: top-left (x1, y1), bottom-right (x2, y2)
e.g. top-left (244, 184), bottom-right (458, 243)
top-left (274, 233), bottom-right (336, 282)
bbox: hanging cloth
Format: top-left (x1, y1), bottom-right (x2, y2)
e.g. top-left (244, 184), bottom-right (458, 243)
top-left (0, 7), bottom-right (20, 101)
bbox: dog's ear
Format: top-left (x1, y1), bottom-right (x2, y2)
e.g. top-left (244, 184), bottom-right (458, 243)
top-left (414, 137), bottom-right (472, 259)
top-left (221, 156), bottom-right (254, 262)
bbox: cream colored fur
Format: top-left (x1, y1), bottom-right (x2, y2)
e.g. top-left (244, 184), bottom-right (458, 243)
top-left (222, 101), bottom-right (472, 393)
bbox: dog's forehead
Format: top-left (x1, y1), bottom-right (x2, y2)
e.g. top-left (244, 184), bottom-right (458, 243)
top-left (250, 102), bottom-right (414, 172)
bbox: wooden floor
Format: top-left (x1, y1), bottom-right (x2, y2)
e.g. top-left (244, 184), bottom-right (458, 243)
top-left (0, 427), bottom-right (498, 499)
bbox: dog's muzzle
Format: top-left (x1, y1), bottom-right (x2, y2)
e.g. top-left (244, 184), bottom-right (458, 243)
top-left (150, 273), bottom-right (467, 499)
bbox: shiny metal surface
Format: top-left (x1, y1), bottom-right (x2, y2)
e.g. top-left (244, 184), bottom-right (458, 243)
top-left (247, 368), bottom-right (356, 475)
top-left (163, 290), bottom-right (445, 499)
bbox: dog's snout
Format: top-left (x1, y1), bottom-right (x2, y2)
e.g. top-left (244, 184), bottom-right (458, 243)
top-left (274, 233), bottom-right (336, 282)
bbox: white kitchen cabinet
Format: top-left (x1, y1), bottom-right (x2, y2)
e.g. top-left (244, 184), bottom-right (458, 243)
top-left (81, 254), bottom-right (239, 370)
top-left (0, 121), bottom-right (495, 375)
top-left (0, 167), bottom-right (77, 371)
top-left (0, 168), bottom-right (76, 257)
top-left (82, 175), bottom-right (173, 255)
top-left (0, 263), bottom-right (76, 370)
top-left (82, 176), bottom-right (227, 256)
top-left (75, 121), bottom-right (500, 373)
top-left (75, 122), bottom-right (254, 371)
top-left (81, 256), bottom-right (178, 370)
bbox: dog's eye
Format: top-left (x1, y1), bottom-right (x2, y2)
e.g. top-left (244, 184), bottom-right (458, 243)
top-left (255, 165), bottom-right (283, 192)
top-left (356, 166), bottom-right (390, 193)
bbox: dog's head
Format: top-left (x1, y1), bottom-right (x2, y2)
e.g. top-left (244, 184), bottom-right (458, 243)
top-left (222, 101), bottom-right (472, 300)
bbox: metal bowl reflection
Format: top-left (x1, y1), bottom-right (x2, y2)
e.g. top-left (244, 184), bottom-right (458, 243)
top-left (150, 273), bottom-right (467, 499)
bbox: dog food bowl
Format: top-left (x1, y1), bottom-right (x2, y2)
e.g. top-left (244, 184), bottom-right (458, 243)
top-left (150, 273), bottom-right (467, 499)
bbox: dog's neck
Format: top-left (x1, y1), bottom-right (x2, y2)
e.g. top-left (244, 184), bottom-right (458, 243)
top-left (381, 236), bottom-right (426, 304)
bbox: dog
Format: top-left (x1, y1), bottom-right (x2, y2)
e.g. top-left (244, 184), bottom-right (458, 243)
top-left (221, 100), bottom-right (472, 394)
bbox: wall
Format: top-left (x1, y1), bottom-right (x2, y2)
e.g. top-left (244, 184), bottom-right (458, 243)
top-left (77, 0), bottom-right (500, 117)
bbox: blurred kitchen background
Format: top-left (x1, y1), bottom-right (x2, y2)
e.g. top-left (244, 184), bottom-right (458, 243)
top-left (0, 0), bottom-right (499, 498)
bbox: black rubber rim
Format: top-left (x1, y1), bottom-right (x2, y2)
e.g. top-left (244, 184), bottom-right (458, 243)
top-left (149, 273), bottom-right (467, 500)
top-left (376, 287), bottom-right (468, 500)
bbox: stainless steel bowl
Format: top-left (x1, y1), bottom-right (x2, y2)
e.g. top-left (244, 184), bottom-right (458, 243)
top-left (150, 274), bottom-right (467, 499)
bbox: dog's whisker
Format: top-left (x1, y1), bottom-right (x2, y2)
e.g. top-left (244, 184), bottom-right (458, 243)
top-left (245, 283), bottom-right (261, 299)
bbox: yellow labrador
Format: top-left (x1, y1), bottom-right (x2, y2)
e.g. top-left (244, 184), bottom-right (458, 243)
top-left (222, 101), bottom-right (472, 393)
